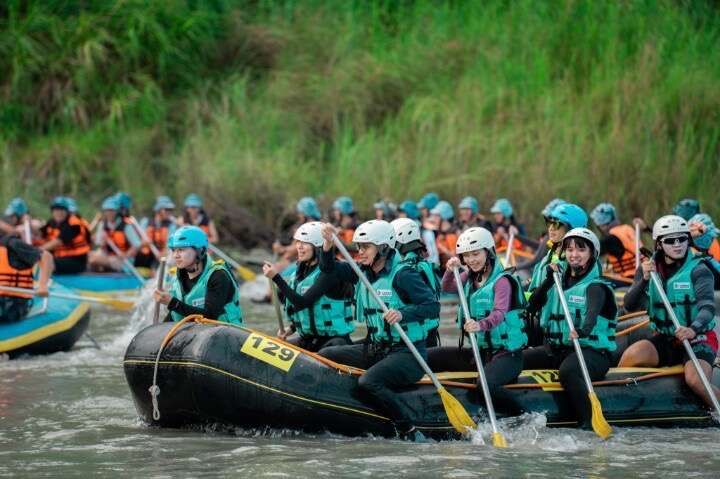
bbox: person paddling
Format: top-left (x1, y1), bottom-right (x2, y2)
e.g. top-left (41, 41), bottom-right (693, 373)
top-left (490, 198), bottom-right (527, 256)
top-left (154, 226), bottom-right (242, 324)
top-left (88, 195), bottom-right (141, 272)
top-left (178, 194), bottom-right (219, 243)
top-left (619, 215), bottom-right (720, 407)
top-left (398, 200), bottom-right (439, 265)
top-left (590, 202), bottom-right (642, 280)
top-left (135, 196), bottom-right (177, 268)
top-left (515, 198), bottom-right (566, 282)
top-left (40, 196), bottom-right (91, 274)
top-left (317, 221), bottom-right (440, 441)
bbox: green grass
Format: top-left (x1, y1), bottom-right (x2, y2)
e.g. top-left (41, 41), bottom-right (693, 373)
top-left (2, 0), bottom-right (720, 241)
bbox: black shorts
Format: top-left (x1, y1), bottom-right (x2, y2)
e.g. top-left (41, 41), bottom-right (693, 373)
top-left (649, 332), bottom-right (718, 366)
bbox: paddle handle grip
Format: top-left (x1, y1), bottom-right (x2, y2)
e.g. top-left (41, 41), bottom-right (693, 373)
top-left (453, 268), bottom-right (501, 435)
top-left (649, 271), bottom-right (720, 417)
top-left (552, 271), bottom-right (596, 394)
top-left (153, 257), bottom-right (167, 325)
top-left (331, 234), bottom-right (441, 389)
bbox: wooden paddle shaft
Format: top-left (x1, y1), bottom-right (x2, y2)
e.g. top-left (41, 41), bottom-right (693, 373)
top-left (453, 267), bottom-right (502, 436)
top-left (153, 257), bottom-right (167, 325)
top-left (552, 271), bottom-right (597, 395)
top-left (650, 271), bottom-right (720, 416)
top-left (331, 235), bottom-right (442, 390)
top-left (505, 231), bottom-right (515, 266)
top-left (129, 216), bottom-right (161, 260)
top-left (0, 285), bottom-right (111, 305)
top-left (105, 235), bottom-right (145, 283)
top-left (635, 222), bottom-right (641, 269)
top-left (208, 244), bottom-right (240, 269)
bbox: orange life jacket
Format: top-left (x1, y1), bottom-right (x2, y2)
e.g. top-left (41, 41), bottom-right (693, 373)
top-left (436, 232), bottom-right (458, 267)
top-left (0, 241), bottom-right (34, 298)
top-left (335, 228), bottom-right (359, 260)
top-left (141, 222), bottom-right (171, 255)
top-left (103, 218), bottom-right (131, 254)
top-left (709, 239), bottom-right (720, 262)
top-left (43, 215), bottom-right (91, 258)
top-left (495, 235), bottom-right (524, 254)
top-left (608, 224), bottom-right (638, 278)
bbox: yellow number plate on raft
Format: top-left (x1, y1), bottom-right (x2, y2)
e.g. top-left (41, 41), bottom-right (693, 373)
top-left (519, 369), bottom-right (563, 392)
top-left (240, 333), bottom-right (299, 372)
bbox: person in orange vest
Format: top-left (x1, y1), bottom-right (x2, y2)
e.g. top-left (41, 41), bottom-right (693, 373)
top-left (40, 197), bottom-right (91, 274)
top-left (590, 202), bottom-right (641, 279)
top-left (88, 196), bottom-right (141, 272)
top-left (0, 231), bottom-right (53, 323)
top-left (2, 198), bottom-right (33, 238)
top-left (424, 200), bottom-right (457, 269)
top-left (689, 213), bottom-right (720, 270)
top-left (490, 198), bottom-right (526, 254)
top-left (135, 196), bottom-right (178, 268)
top-left (179, 194), bottom-right (219, 243)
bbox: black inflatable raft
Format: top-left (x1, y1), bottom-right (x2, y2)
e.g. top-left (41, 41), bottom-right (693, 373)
top-left (124, 320), bottom-right (719, 439)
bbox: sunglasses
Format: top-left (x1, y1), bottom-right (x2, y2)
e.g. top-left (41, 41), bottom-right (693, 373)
top-left (544, 218), bottom-right (563, 229)
top-left (661, 235), bottom-right (689, 246)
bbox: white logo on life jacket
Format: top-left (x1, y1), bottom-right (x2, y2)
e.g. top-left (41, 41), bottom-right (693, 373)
top-left (673, 282), bottom-right (691, 290)
top-left (192, 298), bottom-right (205, 307)
top-left (568, 295), bottom-right (585, 305)
top-left (376, 289), bottom-right (393, 298)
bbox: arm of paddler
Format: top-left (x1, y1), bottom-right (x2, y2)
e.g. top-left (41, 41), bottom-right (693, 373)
top-left (690, 263), bottom-right (716, 333)
top-left (272, 268), bottom-right (332, 312)
top-left (319, 246), bottom-right (357, 283)
top-left (477, 276), bottom-right (511, 331)
top-left (440, 266), bottom-right (467, 293)
top-left (577, 283), bottom-right (608, 337)
top-left (622, 268), bottom-right (649, 312)
top-left (392, 267), bottom-right (440, 324)
top-left (526, 268), bottom-right (554, 314)
top-left (167, 270), bottom-right (234, 320)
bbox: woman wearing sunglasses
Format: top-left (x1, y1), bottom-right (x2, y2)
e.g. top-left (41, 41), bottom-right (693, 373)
top-left (619, 215), bottom-right (720, 408)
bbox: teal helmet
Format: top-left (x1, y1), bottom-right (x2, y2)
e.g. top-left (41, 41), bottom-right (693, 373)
top-left (297, 196), bottom-right (321, 220)
top-left (373, 200), bottom-right (396, 219)
top-left (4, 197), bottom-right (28, 217)
top-left (490, 198), bottom-right (513, 218)
top-left (154, 195), bottom-right (176, 212)
top-left (168, 226), bottom-right (208, 259)
top-left (65, 197), bottom-right (79, 213)
top-left (101, 195), bottom-right (120, 211)
top-left (417, 192), bottom-right (440, 211)
top-left (689, 213), bottom-right (719, 251)
top-left (590, 202), bottom-right (616, 226)
top-left (398, 200), bottom-right (420, 220)
top-left (549, 203), bottom-right (588, 229)
top-left (673, 198), bottom-right (700, 221)
top-left (184, 193), bottom-right (203, 208)
top-left (431, 200), bottom-right (455, 221)
top-left (458, 196), bottom-right (479, 215)
top-left (541, 198), bottom-right (566, 218)
top-left (332, 196), bottom-right (354, 215)
top-left (116, 192), bottom-right (132, 210)
top-left (50, 196), bottom-right (70, 211)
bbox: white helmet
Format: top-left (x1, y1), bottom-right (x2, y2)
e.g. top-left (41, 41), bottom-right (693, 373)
top-left (652, 215), bottom-right (690, 240)
top-left (455, 227), bottom-right (495, 255)
top-left (390, 218), bottom-right (421, 245)
top-left (293, 221), bottom-right (324, 247)
top-left (562, 227), bottom-right (601, 258)
top-left (353, 220), bottom-right (396, 248)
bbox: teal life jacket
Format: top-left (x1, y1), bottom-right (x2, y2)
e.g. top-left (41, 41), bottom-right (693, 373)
top-left (286, 263), bottom-right (354, 338)
top-left (647, 254), bottom-right (717, 335)
top-left (539, 265), bottom-right (617, 351)
top-left (457, 260), bottom-right (528, 353)
top-left (400, 251), bottom-right (441, 334)
top-left (169, 258), bottom-right (243, 324)
top-left (355, 252), bottom-right (428, 345)
top-left (527, 244), bottom-right (562, 293)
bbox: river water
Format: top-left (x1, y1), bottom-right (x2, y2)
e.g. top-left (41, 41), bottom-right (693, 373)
top-left (2, 288), bottom-right (719, 478)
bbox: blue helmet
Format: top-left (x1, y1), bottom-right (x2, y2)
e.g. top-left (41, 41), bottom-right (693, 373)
top-left (154, 195), bottom-right (176, 212)
top-left (4, 197), bottom-right (28, 217)
top-left (417, 192), bottom-right (440, 211)
top-left (458, 196), bottom-right (479, 215)
top-left (673, 198), bottom-right (700, 221)
top-left (101, 196), bottom-right (120, 211)
top-left (689, 213), bottom-right (719, 251)
top-left (590, 202), bottom-right (616, 226)
top-left (332, 196), bottom-right (354, 215)
top-left (168, 225), bottom-right (208, 250)
top-left (431, 200), bottom-right (455, 221)
top-left (184, 193), bottom-right (203, 208)
top-left (398, 200), bottom-right (420, 220)
top-left (373, 200), bottom-right (397, 219)
top-left (490, 198), bottom-right (513, 218)
top-left (116, 192), bottom-right (132, 211)
top-left (297, 197), bottom-right (321, 220)
top-left (50, 196), bottom-right (70, 211)
top-left (541, 198), bottom-right (566, 218)
top-left (65, 197), bottom-right (79, 213)
top-left (549, 203), bottom-right (588, 229)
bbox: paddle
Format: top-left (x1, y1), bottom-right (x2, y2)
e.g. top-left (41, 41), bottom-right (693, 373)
top-left (0, 286), bottom-right (135, 311)
top-left (635, 222), bottom-right (641, 269)
top-left (105, 236), bottom-right (146, 284)
top-left (649, 271), bottom-right (720, 419)
top-left (153, 257), bottom-right (167, 324)
top-left (331, 234), bottom-right (476, 435)
top-left (128, 216), bottom-right (162, 260)
top-left (268, 253), bottom-right (285, 334)
top-left (552, 271), bottom-right (613, 439)
top-left (208, 244), bottom-right (257, 281)
top-left (88, 212), bottom-right (102, 234)
top-left (23, 218), bottom-right (32, 244)
top-left (453, 267), bottom-right (508, 447)
top-left (504, 230), bottom-right (515, 267)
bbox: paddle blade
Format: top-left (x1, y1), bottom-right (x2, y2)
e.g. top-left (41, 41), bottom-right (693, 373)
top-left (491, 431), bottom-right (508, 448)
top-left (589, 392), bottom-right (612, 439)
top-left (438, 386), bottom-right (476, 434)
top-left (236, 265), bottom-right (256, 282)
